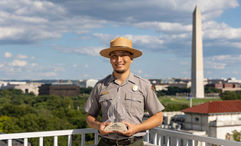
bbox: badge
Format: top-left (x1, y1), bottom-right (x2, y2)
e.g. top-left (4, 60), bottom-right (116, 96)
top-left (132, 85), bottom-right (138, 92)
top-left (101, 91), bottom-right (109, 95)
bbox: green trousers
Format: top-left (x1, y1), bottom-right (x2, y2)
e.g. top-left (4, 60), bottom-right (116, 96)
top-left (98, 138), bottom-right (144, 146)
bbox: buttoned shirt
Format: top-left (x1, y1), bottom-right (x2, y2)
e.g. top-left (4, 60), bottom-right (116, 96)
top-left (84, 73), bottom-right (164, 139)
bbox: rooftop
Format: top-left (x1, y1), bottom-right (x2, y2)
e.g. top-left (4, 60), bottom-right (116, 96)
top-left (182, 100), bottom-right (241, 114)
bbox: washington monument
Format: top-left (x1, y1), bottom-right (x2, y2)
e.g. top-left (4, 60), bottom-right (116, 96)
top-left (191, 6), bottom-right (204, 98)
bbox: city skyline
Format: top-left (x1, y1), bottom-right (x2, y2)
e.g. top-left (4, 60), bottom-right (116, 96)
top-left (0, 0), bottom-right (241, 80)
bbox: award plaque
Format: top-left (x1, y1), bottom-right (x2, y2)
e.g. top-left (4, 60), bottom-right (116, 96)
top-left (103, 95), bottom-right (128, 132)
top-left (104, 122), bottom-right (127, 132)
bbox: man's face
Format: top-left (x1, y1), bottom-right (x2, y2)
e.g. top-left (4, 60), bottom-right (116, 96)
top-left (110, 50), bottom-right (133, 74)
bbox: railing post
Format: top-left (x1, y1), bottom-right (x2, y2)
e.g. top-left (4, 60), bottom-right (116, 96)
top-left (24, 138), bottom-right (28, 146)
top-left (154, 132), bottom-right (157, 145)
top-left (54, 136), bottom-right (58, 146)
top-left (81, 134), bottom-right (85, 146)
top-left (68, 135), bottom-right (72, 146)
top-left (194, 140), bottom-right (198, 146)
top-left (183, 139), bottom-right (188, 146)
top-left (39, 137), bottom-right (43, 146)
top-left (176, 138), bottom-right (180, 146)
top-left (145, 130), bottom-right (150, 143)
top-left (94, 132), bottom-right (99, 144)
top-left (166, 136), bottom-right (170, 146)
top-left (157, 135), bottom-right (162, 146)
top-left (8, 139), bottom-right (12, 146)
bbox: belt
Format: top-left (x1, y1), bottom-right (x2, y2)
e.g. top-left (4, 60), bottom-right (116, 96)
top-left (101, 136), bottom-right (143, 145)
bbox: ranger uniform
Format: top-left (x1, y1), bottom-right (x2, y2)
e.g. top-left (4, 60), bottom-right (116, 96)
top-left (84, 73), bottom-right (164, 140)
top-left (84, 37), bottom-right (164, 146)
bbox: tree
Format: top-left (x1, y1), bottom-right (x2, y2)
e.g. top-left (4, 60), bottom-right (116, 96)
top-left (156, 87), bottom-right (190, 96)
top-left (205, 86), bottom-right (222, 93)
top-left (220, 91), bottom-right (241, 100)
top-left (232, 130), bottom-right (241, 141)
top-left (0, 116), bottom-right (10, 132)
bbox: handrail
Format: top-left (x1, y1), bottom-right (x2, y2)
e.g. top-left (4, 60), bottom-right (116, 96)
top-left (148, 127), bottom-right (241, 146)
top-left (0, 128), bottom-right (98, 146)
top-left (1, 127), bottom-right (241, 146)
top-left (0, 128), bottom-right (97, 140)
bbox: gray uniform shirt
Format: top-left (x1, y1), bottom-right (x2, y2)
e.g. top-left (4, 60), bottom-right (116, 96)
top-left (84, 73), bottom-right (164, 139)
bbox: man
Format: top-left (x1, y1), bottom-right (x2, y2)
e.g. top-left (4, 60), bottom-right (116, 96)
top-left (84, 37), bottom-right (164, 146)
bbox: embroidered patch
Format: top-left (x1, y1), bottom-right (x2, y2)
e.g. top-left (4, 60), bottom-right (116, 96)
top-left (101, 91), bottom-right (110, 95)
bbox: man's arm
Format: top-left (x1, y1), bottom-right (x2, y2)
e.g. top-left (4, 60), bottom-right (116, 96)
top-left (86, 114), bottom-right (114, 135)
top-left (119, 111), bottom-right (163, 137)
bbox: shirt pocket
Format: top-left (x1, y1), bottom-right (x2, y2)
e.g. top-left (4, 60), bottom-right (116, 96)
top-left (125, 91), bottom-right (144, 115)
top-left (99, 94), bottom-right (113, 115)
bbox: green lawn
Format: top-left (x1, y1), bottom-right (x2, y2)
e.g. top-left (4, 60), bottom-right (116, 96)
top-left (158, 96), bottom-right (221, 111)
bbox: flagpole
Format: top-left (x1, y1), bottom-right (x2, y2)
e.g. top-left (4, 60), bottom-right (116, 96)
top-left (190, 98), bottom-right (192, 107)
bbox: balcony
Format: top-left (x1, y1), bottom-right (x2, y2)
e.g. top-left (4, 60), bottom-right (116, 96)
top-left (0, 127), bottom-right (240, 146)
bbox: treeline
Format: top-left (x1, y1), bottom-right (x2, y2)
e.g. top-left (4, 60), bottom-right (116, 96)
top-left (220, 91), bottom-right (241, 100)
top-left (156, 86), bottom-right (221, 96)
top-left (0, 89), bottom-right (91, 146)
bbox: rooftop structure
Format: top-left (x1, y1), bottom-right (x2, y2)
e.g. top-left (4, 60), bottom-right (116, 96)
top-left (182, 100), bottom-right (241, 141)
top-left (182, 100), bottom-right (241, 114)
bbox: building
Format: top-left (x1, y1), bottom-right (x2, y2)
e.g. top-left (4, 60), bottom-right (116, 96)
top-left (0, 82), bottom-right (42, 95)
top-left (77, 79), bottom-right (98, 88)
top-left (0, 81), bottom-right (8, 88)
top-left (206, 83), bottom-right (241, 92)
top-left (39, 84), bottom-right (80, 96)
top-left (182, 100), bottom-right (241, 140)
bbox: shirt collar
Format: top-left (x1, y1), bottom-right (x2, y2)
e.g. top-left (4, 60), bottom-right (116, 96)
top-left (127, 72), bottom-right (136, 84)
top-left (108, 72), bottom-right (136, 85)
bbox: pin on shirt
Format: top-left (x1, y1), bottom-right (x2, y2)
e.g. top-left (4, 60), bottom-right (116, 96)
top-left (132, 85), bottom-right (138, 92)
top-left (101, 91), bottom-right (109, 95)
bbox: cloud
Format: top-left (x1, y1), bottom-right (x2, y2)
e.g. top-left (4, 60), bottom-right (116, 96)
top-left (205, 54), bottom-right (241, 70)
top-left (16, 54), bottom-right (28, 59)
top-left (4, 52), bottom-right (12, 58)
top-left (84, 64), bottom-right (89, 68)
top-left (206, 61), bottom-right (226, 69)
top-left (55, 46), bottom-right (102, 56)
top-left (0, 64), bottom-right (4, 68)
top-left (72, 64), bottom-right (78, 68)
top-left (11, 60), bottom-right (27, 67)
top-left (134, 22), bottom-right (192, 33)
top-left (209, 54), bottom-right (241, 62)
top-left (40, 72), bottom-right (57, 77)
top-left (55, 0), bottom-right (239, 23)
top-left (0, 0), bottom-right (106, 44)
top-left (203, 21), bottom-right (241, 40)
top-left (31, 63), bottom-right (38, 67)
top-left (94, 33), bottom-right (165, 50)
top-left (0, 0), bottom-right (238, 44)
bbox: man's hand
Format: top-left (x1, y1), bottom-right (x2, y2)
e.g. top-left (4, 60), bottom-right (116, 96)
top-left (86, 115), bottom-right (115, 135)
top-left (116, 121), bottom-right (138, 137)
top-left (98, 122), bottom-right (115, 135)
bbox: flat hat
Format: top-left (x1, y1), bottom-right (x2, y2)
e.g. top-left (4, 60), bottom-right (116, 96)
top-left (100, 37), bottom-right (142, 58)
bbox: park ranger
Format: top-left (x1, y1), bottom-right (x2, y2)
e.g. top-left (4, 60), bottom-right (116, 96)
top-left (84, 37), bottom-right (164, 146)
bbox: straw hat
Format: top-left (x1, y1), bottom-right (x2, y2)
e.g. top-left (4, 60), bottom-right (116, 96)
top-left (100, 37), bottom-right (142, 58)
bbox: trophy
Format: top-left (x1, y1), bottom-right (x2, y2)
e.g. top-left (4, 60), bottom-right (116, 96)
top-left (104, 97), bottom-right (128, 132)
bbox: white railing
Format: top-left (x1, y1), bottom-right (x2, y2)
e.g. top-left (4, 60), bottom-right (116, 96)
top-left (1, 127), bottom-right (241, 146)
top-left (146, 127), bottom-right (241, 146)
top-left (0, 128), bottom-right (98, 146)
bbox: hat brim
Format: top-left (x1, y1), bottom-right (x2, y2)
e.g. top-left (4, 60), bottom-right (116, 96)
top-left (100, 46), bottom-right (142, 58)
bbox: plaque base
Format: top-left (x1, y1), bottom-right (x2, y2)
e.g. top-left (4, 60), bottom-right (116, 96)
top-left (104, 122), bottom-right (127, 132)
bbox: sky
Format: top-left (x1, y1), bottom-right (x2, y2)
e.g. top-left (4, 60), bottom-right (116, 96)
top-left (0, 0), bottom-right (241, 80)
